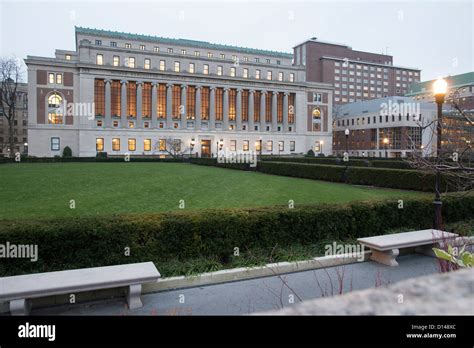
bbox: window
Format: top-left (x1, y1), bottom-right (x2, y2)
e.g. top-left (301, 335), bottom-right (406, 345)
top-left (181, 49), bottom-right (187, 55)
top-left (141, 58), bottom-right (150, 70)
top-left (65, 54), bottom-right (71, 60)
top-left (142, 83), bottom-right (152, 118)
top-left (266, 59), bottom-right (271, 64)
top-left (230, 67), bottom-right (236, 77)
top-left (290, 141), bottom-right (295, 152)
top-left (241, 90), bottom-right (249, 122)
top-left (157, 84), bottom-right (166, 118)
top-left (215, 88), bottom-right (223, 121)
top-left (144, 139), bottom-right (151, 151)
top-left (186, 86), bottom-right (196, 119)
top-left (194, 50), bottom-right (200, 56)
top-left (255, 69), bottom-right (261, 79)
top-left (125, 43), bottom-right (131, 49)
top-left (95, 40), bottom-right (102, 46)
top-left (159, 60), bottom-right (166, 71)
top-left (174, 61), bottom-right (180, 72)
top-left (243, 140), bottom-right (249, 151)
top-left (48, 73), bottom-right (55, 84)
top-left (255, 140), bottom-right (261, 151)
top-left (313, 93), bottom-right (322, 103)
top-left (267, 71), bottom-right (272, 80)
top-left (243, 57), bottom-right (248, 62)
top-left (138, 45), bottom-right (145, 51)
top-left (159, 139), bottom-right (166, 151)
top-left (111, 80), bottom-right (121, 116)
top-left (230, 140), bottom-right (237, 151)
top-left (128, 138), bottom-right (136, 151)
top-left (228, 89), bottom-right (236, 121)
top-left (113, 56), bottom-right (120, 67)
top-left (128, 57), bottom-right (135, 68)
top-left (203, 64), bottom-right (209, 75)
top-left (266, 140), bottom-right (273, 152)
top-left (253, 91), bottom-right (261, 122)
top-left (278, 141), bottom-right (284, 152)
top-left (217, 66), bottom-right (223, 76)
top-left (111, 41), bottom-right (117, 47)
top-left (255, 58), bottom-right (260, 63)
top-left (278, 72), bottom-right (283, 81)
top-left (56, 74), bottom-right (62, 85)
top-left (112, 138), bottom-right (120, 151)
top-left (154, 47), bottom-right (159, 52)
top-left (167, 48), bottom-right (173, 53)
top-left (48, 93), bottom-right (63, 124)
top-left (220, 53), bottom-right (225, 59)
top-left (129, 121), bottom-right (135, 128)
top-left (127, 82), bottom-right (137, 117)
top-left (172, 85), bottom-right (181, 118)
top-left (96, 138), bottom-right (104, 151)
top-left (51, 137), bottom-right (60, 151)
top-left (189, 63), bottom-right (195, 73)
top-left (277, 93), bottom-right (283, 123)
top-left (207, 52), bottom-right (213, 58)
top-left (94, 79), bottom-right (105, 116)
top-left (243, 68), bottom-right (248, 78)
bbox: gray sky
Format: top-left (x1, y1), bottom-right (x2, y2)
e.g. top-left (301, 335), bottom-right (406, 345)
top-left (1, 0), bottom-right (472, 81)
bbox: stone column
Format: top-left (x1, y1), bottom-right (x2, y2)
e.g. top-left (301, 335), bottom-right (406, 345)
top-left (236, 88), bottom-right (242, 131)
top-left (283, 92), bottom-right (289, 132)
top-left (260, 90), bottom-right (266, 130)
top-left (272, 91), bottom-right (278, 131)
top-left (151, 83), bottom-right (158, 128)
top-left (181, 84), bottom-right (187, 129)
top-left (195, 85), bottom-right (202, 130)
top-left (223, 87), bottom-right (229, 131)
top-left (248, 90), bottom-right (254, 132)
top-left (105, 80), bottom-right (111, 128)
top-left (210, 87), bottom-right (216, 130)
top-left (136, 81), bottom-right (143, 128)
top-left (120, 80), bottom-right (127, 128)
top-left (166, 83), bottom-right (173, 129)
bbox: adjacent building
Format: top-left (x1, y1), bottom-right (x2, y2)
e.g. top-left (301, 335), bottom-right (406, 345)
top-left (0, 82), bottom-right (28, 155)
top-left (25, 27), bottom-right (334, 158)
top-left (293, 38), bottom-right (421, 105)
top-left (332, 96), bottom-right (437, 158)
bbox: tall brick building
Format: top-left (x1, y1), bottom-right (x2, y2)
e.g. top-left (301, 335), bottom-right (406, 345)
top-left (293, 38), bottom-right (421, 105)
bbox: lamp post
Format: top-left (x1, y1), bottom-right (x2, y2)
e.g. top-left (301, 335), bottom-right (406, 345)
top-left (190, 138), bottom-right (195, 157)
top-left (344, 128), bottom-right (349, 158)
top-left (320, 140), bottom-right (324, 155)
top-left (433, 77), bottom-right (448, 230)
top-left (343, 128), bottom-right (350, 182)
top-left (24, 142), bottom-right (28, 155)
top-left (383, 137), bottom-right (389, 158)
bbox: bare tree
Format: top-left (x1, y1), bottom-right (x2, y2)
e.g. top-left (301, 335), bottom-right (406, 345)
top-left (154, 137), bottom-right (189, 158)
top-left (406, 86), bottom-right (473, 228)
top-left (0, 57), bottom-right (23, 158)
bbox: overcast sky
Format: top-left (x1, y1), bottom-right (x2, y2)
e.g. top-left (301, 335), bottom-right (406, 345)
top-left (0, 0), bottom-right (472, 82)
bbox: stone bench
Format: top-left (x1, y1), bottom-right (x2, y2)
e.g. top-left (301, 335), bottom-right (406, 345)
top-left (0, 262), bottom-right (160, 315)
top-left (357, 229), bottom-right (458, 266)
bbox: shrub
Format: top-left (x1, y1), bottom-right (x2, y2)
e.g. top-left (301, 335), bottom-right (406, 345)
top-left (0, 194), bottom-right (471, 277)
top-left (307, 149), bottom-right (315, 157)
top-left (62, 146), bottom-right (72, 158)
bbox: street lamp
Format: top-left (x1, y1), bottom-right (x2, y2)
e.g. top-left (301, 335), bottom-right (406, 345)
top-left (190, 138), bottom-right (195, 157)
top-left (383, 137), bottom-right (389, 158)
top-left (343, 128), bottom-right (350, 182)
top-left (24, 142), bottom-right (28, 155)
top-left (344, 128), bottom-right (350, 158)
top-left (320, 140), bottom-right (324, 155)
top-left (433, 77), bottom-right (448, 230)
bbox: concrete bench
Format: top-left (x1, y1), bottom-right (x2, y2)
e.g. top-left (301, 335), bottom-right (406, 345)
top-left (0, 262), bottom-right (160, 315)
top-left (357, 229), bottom-right (458, 267)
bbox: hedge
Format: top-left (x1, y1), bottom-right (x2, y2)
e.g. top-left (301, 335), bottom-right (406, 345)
top-left (258, 161), bottom-right (448, 192)
top-left (1, 156), bottom-right (184, 163)
top-left (0, 194), bottom-right (472, 277)
top-left (260, 156), bottom-right (412, 169)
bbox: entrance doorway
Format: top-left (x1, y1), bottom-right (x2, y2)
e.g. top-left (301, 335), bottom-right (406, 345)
top-left (201, 140), bottom-right (211, 158)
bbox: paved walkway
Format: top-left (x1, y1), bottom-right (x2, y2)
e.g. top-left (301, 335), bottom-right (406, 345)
top-left (33, 254), bottom-right (439, 315)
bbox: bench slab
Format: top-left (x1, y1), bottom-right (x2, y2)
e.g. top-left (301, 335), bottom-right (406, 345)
top-left (0, 262), bottom-right (160, 315)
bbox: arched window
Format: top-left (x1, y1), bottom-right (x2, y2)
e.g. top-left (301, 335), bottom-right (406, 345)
top-left (48, 93), bottom-right (64, 124)
top-left (312, 107), bottom-right (321, 120)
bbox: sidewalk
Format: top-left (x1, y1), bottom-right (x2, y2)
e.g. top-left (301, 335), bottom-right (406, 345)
top-left (32, 254), bottom-right (439, 316)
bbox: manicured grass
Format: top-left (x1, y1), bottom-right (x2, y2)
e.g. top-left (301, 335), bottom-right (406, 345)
top-left (0, 162), bottom-right (428, 220)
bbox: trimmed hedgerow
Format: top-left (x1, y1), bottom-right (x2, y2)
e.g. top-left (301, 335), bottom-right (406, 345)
top-left (0, 194), bottom-right (472, 277)
top-left (260, 156), bottom-right (412, 169)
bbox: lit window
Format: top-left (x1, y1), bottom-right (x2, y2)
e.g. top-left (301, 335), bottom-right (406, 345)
top-left (48, 73), bottom-right (55, 84)
top-left (144, 139), bottom-right (151, 151)
top-left (255, 70), bottom-right (261, 79)
top-left (144, 58), bottom-right (151, 70)
top-left (312, 107), bottom-right (321, 119)
top-left (278, 141), bottom-right (284, 151)
top-left (56, 74), bottom-right (62, 84)
top-left (230, 140), bottom-right (237, 151)
top-left (139, 45), bottom-right (145, 51)
top-left (243, 68), bottom-right (248, 78)
top-left (112, 138), bottom-right (120, 151)
top-left (159, 60), bottom-right (166, 71)
top-left (207, 52), bottom-right (213, 58)
top-left (65, 54), bottom-right (71, 61)
top-left (167, 48), bottom-right (173, 53)
top-left (47, 93), bottom-right (63, 124)
top-left (278, 72), bottom-right (283, 81)
top-left (189, 63), bottom-right (195, 74)
top-left (128, 121), bottom-right (135, 128)
top-left (128, 57), bottom-right (135, 68)
top-left (125, 43), bottom-right (131, 49)
top-left (174, 61), bottom-right (180, 72)
top-left (203, 64), bottom-right (209, 75)
top-left (96, 54), bottom-right (103, 65)
top-left (266, 140), bottom-right (273, 151)
top-left (154, 47), bottom-right (159, 52)
top-left (217, 66), bottom-right (223, 76)
top-left (243, 57), bottom-right (248, 62)
top-left (113, 56), bottom-right (120, 67)
top-left (243, 140), bottom-right (249, 151)
top-left (128, 138), bottom-right (136, 151)
top-left (220, 53), bottom-right (225, 59)
top-left (230, 67), bottom-right (236, 77)
top-left (159, 139), bottom-right (166, 151)
top-left (181, 49), bottom-right (187, 55)
top-left (96, 138), bottom-right (104, 151)
top-left (194, 51), bottom-right (200, 56)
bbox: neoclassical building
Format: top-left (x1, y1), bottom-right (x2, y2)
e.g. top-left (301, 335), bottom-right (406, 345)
top-left (26, 27), bottom-right (333, 157)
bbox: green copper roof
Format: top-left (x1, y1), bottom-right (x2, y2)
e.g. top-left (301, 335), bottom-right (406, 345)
top-left (75, 26), bottom-right (293, 59)
top-left (406, 72), bottom-right (474, 96)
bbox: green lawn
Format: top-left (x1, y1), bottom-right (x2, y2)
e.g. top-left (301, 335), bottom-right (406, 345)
top-left (0, 162), bottom-right (428, 219)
